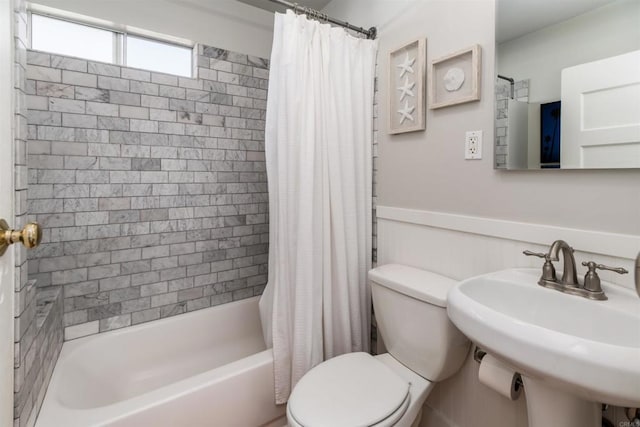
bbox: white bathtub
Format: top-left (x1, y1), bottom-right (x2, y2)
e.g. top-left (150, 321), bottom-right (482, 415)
top-left (36, 297), bottom-right (285, 427)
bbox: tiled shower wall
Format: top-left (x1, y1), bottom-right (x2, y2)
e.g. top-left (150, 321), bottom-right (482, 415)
top-left (25, 45), bottom-right (270, 341)
top-left (13, 1), bottom-right (64, 425)
top-left (370, 71), bottom-right (379, 354)
top-left (494, 78), bottom-right (529, 169)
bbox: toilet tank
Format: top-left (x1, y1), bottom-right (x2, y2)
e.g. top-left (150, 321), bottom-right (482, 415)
top-left (369, 264), bottom-right (470, 382)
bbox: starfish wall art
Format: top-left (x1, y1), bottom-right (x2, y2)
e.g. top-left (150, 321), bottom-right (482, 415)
top-left (389, 39), bottom-right (426, 134)
top-left (396, 53), bottom-right (417, 124)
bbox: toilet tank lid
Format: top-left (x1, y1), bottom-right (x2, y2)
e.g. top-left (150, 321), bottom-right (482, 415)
top-left (369, 264), bottom-right (458, 308)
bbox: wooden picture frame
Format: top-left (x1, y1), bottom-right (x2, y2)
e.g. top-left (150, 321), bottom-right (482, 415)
top-left (388, 38), bottom-right (426, 134)
top-left (429, 44), bottom-right (481, 109)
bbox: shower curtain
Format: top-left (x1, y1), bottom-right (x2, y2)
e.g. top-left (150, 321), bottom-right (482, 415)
top-left (259, 10), bottom-right (378, 404)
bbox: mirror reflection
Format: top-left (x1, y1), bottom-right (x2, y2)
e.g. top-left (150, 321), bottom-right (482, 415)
top-left (495, 0), bottom-right (640, 170)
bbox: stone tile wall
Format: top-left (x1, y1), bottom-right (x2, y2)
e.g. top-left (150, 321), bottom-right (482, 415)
top-left (25, 44), bottom-right (270, 342)
top-left (372, 72), bottom-right (378, 266)
top-left (494, 79), bottom-right (529, 168)
top-left (12, 1), bottom-right (65, 426)
top-left (371, 69), bottom-right (379, 354)
top-left (15, 285), bottom-right (63, 427)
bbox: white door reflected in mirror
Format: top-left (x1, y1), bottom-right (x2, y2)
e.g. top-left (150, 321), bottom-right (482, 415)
top-left (561, 50), bottom-right (640, 169)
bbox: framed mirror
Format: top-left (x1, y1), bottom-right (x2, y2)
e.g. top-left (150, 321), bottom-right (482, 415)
top-left (494, 0), bottom-right (640, 170)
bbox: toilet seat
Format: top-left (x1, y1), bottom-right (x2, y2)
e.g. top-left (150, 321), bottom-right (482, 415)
top-left (287, 352), bottom-right (411, 427)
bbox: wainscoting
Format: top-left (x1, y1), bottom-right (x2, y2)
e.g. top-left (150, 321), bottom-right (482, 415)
top-left (376, 205), bottom-right (639, 427)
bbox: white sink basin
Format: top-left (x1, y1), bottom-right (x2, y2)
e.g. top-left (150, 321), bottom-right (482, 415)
top-left (447, 268), bottom-right (640, 411)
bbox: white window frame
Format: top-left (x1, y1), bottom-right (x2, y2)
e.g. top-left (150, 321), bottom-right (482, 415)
top-left (27, 3), bottom-right (196, 77)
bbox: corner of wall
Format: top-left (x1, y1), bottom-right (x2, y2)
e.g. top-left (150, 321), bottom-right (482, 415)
top-left (13, 1), bottom-right (64, 424)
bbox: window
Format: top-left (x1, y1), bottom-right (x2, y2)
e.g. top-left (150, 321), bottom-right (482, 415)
top-left (29, 12), bottom-right (193, 77)
top-left (31, 14), bottom-right (114, 63)
top-left (126, 36), bottom-right (192, 77)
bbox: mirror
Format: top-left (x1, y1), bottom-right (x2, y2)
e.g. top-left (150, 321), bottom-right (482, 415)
top-left (495, 0), bottom-right (640, 170)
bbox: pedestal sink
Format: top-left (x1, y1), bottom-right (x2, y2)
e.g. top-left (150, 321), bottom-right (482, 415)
top-left (447, 268), bottom-right (640, 427)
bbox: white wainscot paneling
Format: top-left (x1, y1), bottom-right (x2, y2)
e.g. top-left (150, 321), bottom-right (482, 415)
top-left (377, 206), bottom-right (640, 290)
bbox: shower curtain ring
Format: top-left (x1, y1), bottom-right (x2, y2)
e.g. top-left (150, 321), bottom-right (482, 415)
top-left (293, 2), bottom-right (298, 14)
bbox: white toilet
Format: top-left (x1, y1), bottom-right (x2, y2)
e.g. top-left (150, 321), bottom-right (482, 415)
top-left (286, 264), bottom-right (471, 427)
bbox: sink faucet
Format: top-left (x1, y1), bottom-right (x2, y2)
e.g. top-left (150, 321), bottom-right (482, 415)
top-left (548, 240), bottom-right (579, 287)
top-left (524, 240), bottom-right (629, 301)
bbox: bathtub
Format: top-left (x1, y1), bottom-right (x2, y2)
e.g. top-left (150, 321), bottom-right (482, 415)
top-left (36, 297), bottom-right (286, 427)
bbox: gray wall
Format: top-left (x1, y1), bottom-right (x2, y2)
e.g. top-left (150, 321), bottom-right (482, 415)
top-left (324, 0), bottom-right (640, 235)
top-left (498, 0), bottom-right (640, 104)
top-left (26, 45), bottom-right (270, 340)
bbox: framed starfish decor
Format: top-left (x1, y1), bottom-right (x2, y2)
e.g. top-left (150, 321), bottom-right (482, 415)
top-left (429, 44), bottom-right (481, 109)
top-left (388, 38), bottom-right (426, 134)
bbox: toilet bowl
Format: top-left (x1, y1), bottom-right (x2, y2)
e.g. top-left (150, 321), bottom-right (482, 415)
top-left (286, 264), bottom-right (470, 427)
top-left (287, 352), bottom-right (432, 427)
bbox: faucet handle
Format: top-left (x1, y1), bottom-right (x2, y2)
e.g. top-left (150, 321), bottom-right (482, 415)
top-left (523, 250), bottom-right (549, 260)
top-left (523, 250), bottom-right (556, 281)
top-left (581, 261), bottom-right (629, 276)
top-left (581, 261), bottom-right (628, 295)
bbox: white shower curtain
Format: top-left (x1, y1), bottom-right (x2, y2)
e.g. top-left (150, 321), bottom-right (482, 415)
top-left (259, 10), bottom-right (378, 404)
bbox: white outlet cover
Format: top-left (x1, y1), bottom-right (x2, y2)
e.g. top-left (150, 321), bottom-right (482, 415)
top-left (465, 130), bottom-right (483, 160)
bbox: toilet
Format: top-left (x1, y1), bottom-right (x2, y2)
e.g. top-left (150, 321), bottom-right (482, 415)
top-left (286, 264), bottom-right (471, 427)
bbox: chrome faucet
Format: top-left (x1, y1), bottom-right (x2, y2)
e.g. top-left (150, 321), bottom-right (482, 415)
top-left (523, 240), bottom-right (629, 301)
top-left (548, 240), bottom-right (579, 287)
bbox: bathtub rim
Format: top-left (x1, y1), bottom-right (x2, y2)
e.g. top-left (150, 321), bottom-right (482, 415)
top-left (64, 295), bottom-right (263, 355)
top-left (37, 296), bottom-right (273, 427)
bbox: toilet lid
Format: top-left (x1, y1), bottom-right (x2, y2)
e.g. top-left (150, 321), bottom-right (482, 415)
top-left (288, 352), bottom-right (410, 427)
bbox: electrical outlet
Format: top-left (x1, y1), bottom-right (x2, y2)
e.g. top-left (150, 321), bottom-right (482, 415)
top-left (465, 130), bottom-right (483, 159)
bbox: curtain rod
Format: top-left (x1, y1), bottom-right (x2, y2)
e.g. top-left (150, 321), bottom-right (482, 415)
top-left (266, 0), bottom-right (377, 39)
top-left (498, 74), bottom-right (515, 99)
